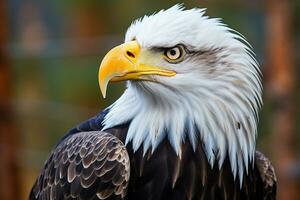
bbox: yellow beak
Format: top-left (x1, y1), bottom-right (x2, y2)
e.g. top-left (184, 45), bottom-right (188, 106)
top-left (98, 41), bottom-right (176, 98)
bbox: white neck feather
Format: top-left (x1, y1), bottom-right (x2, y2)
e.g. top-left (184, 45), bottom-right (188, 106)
top-left (103, 59), bottom-right (261, 184)
top-left (102, 4), bottom-right (262, 185)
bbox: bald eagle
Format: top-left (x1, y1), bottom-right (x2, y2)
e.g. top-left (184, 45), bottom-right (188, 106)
top-left (30, 5), bottom-right (276, 200)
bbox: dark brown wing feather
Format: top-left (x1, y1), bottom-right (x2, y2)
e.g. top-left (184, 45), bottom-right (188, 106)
top-left (29, 131), bottom-right (130, 200)
top-left (30, 110), bottom-right (277, 200)
top-left (255, 151), bottom-right (277, 200)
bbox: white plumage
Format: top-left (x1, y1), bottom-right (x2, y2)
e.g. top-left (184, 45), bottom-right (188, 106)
top-left (102, 4), bottom-right (262, 185)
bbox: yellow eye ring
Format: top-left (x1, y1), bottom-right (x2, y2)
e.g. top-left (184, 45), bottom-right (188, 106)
top-left (163, 45), bottom-right (185, 63)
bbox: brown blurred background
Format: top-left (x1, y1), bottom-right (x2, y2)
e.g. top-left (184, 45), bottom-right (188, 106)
top-left (0, 0), bottom-right (299, 199)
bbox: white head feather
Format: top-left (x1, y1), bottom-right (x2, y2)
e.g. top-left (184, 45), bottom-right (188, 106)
top-left (102, 5), bottom-right (262, 184)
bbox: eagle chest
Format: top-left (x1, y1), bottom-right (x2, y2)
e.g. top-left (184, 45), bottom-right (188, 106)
top-left (106, 126), bottom-right (264, 200)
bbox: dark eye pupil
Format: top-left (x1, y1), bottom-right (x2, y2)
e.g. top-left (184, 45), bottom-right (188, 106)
top-left (170, 49), bottom-right (176, 56)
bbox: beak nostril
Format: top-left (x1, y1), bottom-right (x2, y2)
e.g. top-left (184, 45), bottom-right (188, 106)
top-left (126, 51), bottom-right (135, 59)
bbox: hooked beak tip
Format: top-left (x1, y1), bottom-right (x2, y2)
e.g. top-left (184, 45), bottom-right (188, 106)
top-left (99, 78), bottom-right (108, 99)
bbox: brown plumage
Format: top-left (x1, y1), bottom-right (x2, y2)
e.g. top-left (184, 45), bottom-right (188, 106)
top-left (30, 111), bottom-right (276, 200)
top-left (30, 131), bottom-right (129, 200)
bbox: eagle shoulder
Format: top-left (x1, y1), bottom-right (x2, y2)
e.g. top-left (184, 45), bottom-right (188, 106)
top-left (255, 151), bottom-right (277, 199)
top-left (29, 131), bottom-right (130, 200)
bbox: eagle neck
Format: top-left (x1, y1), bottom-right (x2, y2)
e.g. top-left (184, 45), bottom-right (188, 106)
top-left (102, 81), bottom-right (259, 185)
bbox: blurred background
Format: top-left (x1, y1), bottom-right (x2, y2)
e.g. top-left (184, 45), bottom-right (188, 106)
top-left (0, 0), bottom-right (299, 199)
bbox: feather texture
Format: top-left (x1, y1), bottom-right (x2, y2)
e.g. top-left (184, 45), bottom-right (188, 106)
top-left (30, 131), bottom-right (130, 200)
top-left (30, 110), bottom-right (276, 200)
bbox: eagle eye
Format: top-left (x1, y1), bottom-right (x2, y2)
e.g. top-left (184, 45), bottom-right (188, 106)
top-left (163, 45), bottom-right (185, 63)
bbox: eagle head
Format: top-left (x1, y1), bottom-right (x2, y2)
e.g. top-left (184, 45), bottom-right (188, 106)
top-left (98, 5), bottom-right (262, 182)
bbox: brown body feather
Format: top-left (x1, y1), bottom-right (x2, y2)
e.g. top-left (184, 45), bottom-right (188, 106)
top-left (30, 111), bottom-right (276, 200)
